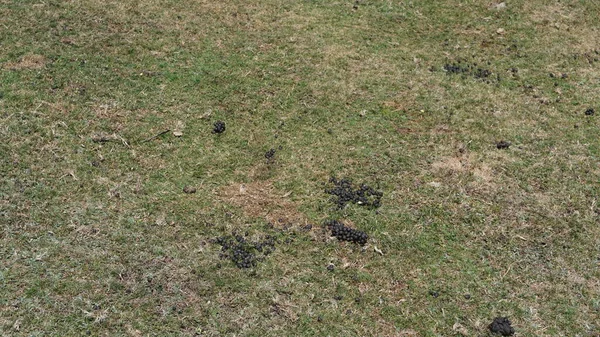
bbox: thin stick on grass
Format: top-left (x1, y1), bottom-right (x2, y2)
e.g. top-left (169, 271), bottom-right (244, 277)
top-left (141, 129), bottom-right (170, 143)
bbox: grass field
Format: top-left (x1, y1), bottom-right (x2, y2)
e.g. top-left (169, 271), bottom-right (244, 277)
top-left (1, 0), bottom-right (599, 336)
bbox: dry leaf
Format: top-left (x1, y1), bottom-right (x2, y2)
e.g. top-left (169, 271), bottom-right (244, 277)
top-left (374, 246), bottom-right (384, 255)
top-left (398, 329), bottom-right (419, 337)
top-left (490, 2), bottom-right (506, 10)
top-left (428, 181), bottom-right (442, 188)
top-left (13, 319), bottom-right (21, 331)
top-left (200, 110), bottom-right (212, 119)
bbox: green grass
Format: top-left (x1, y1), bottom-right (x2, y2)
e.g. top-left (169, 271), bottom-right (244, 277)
top-left (1, 0), bottom-right (599, 336)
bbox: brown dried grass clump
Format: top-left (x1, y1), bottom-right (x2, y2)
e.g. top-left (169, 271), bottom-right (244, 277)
top-left (220, 180), bottom-right (307, 227)
top-left (4, 54), bottom-right (47, 70)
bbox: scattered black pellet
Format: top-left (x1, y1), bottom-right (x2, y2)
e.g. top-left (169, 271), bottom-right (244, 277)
top-left (474, 68), bottom-right (492, 78)
top-left (444, 61), bottom-right (498, 83)
top-left (585, 108), bottom-right (595, 116)
top-left (214, 233), bottom-right (277, 269)
top-left (325, 220), bottom-right (368, 245)
top-left (326, 177), bottom-right (382, 209)
top-left (444, 63), bottom-right (468, 74)
top-left (265, 148), bottom-right (276, 161)
top-left (212, 121), bottom-right (226, 134)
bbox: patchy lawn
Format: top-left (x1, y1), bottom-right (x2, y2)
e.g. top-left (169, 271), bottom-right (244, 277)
top-left (1, 0), bottom-right (599, 336)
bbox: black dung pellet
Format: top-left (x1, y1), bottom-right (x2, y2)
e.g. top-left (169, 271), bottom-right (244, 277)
top-left (213, 121), bottom-right (226, 134)
top-left (325, 220), bottom-right (368, 245)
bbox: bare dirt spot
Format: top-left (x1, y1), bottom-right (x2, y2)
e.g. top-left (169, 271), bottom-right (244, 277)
top-left (219, 180), bottom-right (307, 226)
top-left (4, 54), bottom-right (47, 70)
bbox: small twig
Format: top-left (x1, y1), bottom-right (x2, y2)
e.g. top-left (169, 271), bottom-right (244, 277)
top-left (501, 262), bottom-right (515, 280)
top-left (114, 134), bottom-right (130, 147)
top-left (141, 129), bottom-right (170, 143)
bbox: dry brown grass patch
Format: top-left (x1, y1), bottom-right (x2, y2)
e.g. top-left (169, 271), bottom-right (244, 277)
top-left (382, 97), bottom-right (416, 113)
top-left (529, 3), bottom-right (577, 25)
top-left (430, 148), bottom-right (508, 197)
top-left (432, 155), bottom-right (468, 173)
top-left (527, 2), bottom-right (599, 56)
top-left (219, 180), bottom-right (308, 226)
top-left (4, 54), bottom-right (47, 70)
top-left (269, 297), bottom-right (299, 322)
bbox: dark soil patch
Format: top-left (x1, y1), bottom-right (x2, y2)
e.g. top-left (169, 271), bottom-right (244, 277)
top-left (325, 177), bottom-right (382, 209)
top-left (214, 233), bottom-right (277, 269)
top-left (489, 317), bottom-right (515, 336)
top-left (212, 120), bottom-right (226, 134)
top-left (496, 141), bottom-right (511, 149)
top-left (325, 220), bottom-right (368, 245)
